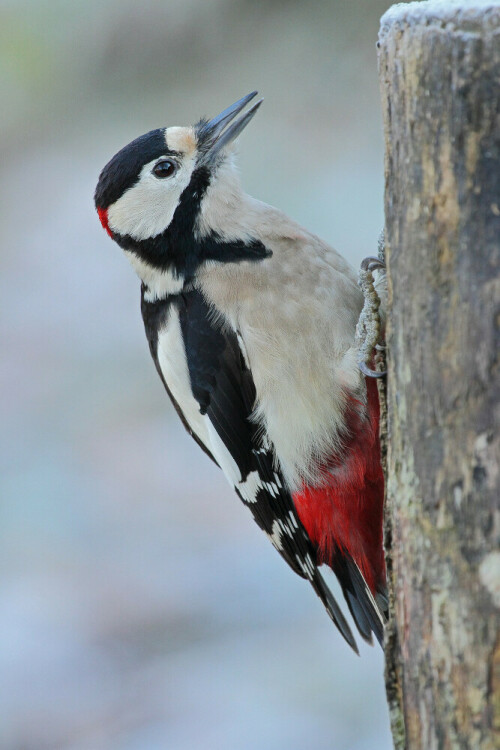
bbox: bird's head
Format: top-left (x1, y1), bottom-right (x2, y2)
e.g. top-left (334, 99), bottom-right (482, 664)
top-left (94, 92), bottom-right (267, 293)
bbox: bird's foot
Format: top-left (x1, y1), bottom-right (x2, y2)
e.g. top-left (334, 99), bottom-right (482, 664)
top-left (355, 234), bottom-right (386, 378)
top-left (360, 256), bottom-right (385, 274)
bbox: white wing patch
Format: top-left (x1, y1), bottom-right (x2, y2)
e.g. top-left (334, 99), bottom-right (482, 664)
top-left (204, 417), bottom-right (242, 486)
top-left (237, 470), bottom-right (262, 503)
top-left (156, 307), bottom-right (270, 498)
top-left (156, 307), bottom-right (252, 492)
top-left (156, 308), bottom-right (211, 449)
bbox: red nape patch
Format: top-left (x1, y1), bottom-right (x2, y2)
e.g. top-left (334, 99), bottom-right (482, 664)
top-left (97, 207), bottom-right (113, 238)
top-left (293, 377), bottom-right (385, 594)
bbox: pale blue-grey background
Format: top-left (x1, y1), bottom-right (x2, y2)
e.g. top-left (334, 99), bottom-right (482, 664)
top-left (1, 1), bottom-right (396, 748)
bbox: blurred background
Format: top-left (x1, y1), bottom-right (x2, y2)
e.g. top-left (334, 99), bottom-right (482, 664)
top-left (1, 1), bottom-right (398, 748)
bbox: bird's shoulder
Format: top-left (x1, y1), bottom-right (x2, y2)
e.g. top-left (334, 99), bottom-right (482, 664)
top-left (197, 198), bottom-right (361, 312)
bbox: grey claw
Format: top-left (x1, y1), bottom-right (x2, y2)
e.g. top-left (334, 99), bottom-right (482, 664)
top-left (375, 344), bottom-right (386, 351)
top-left (361, 257), bottom-right (386, 274)
top-left (360, 256), bottom-right (381, 271)
top-left (358, 360), bottom-right (387, 378)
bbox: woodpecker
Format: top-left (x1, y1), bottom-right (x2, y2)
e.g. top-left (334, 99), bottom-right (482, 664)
top-left (94, 92), bottom-right (387, 652)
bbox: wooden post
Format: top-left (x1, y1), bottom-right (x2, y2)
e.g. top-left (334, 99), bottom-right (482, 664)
top-left (378, 2), bottom-right (500, 748)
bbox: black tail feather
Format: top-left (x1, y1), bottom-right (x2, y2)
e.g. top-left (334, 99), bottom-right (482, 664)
top-left (312, 571), bottom-right (359, 654)
top-left (343, 556), bottom-right (385, 647)
top-left (343, 587), bottom-right (374, 644)
top-left (327, 551), bottom-right (386, 648)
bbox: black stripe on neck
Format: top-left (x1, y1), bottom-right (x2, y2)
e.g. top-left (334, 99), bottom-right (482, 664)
top-left (113, 164), bottom-right (271, 281)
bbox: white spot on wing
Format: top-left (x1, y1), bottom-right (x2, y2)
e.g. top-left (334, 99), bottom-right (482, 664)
top-left (295, 553), bottom-right (315, 580)
top-left (268, 520), bottom-right (284, 551)
top-left (261, 480), bottom-right (279, 498)
top-left (238, 470), bottom-right (262, 504)
top-left (267, 517), bottom-right (304, 555)
top-left (252, 446), bottom-right (267, 455)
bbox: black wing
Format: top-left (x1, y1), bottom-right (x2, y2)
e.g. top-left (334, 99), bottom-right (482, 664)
top-left (176, 289), bottom-right (359, 652)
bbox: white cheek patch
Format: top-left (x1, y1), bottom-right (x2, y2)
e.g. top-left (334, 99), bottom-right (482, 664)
top-left (107, 153), bottom-right (195, 241)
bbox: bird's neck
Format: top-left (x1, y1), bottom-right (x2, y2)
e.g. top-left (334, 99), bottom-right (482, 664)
top-left (124, 160), bottom-right (270, 302)
top-left (125, 251), bottom-right (187, 302)
top-left (195, 159), bottom-right (263, 245)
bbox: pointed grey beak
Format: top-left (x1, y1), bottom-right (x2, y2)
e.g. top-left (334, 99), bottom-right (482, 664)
top-left (197, 91), bottom-right (263, 163)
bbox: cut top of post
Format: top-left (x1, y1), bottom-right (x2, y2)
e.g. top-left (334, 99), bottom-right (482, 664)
top-left (380, 0), bottom-right (500, 41)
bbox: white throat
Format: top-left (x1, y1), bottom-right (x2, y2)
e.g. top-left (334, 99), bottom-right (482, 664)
top-left (124, 251), bottom-right (185, 302)
top-left (195, 153), bottom-right (251, 241)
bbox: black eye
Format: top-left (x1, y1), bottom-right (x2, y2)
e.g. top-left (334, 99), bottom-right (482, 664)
top-left (153, 160), bottom-right (176, 178)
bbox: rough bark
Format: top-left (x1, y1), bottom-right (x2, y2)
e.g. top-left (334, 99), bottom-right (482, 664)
top-left (377, 2), bottom-right (500, 749)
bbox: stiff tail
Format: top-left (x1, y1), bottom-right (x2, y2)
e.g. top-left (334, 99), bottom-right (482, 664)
top-left (333, 553), bottom-right (386, 647)
top-left (312, 569), bottom-right (359, 654)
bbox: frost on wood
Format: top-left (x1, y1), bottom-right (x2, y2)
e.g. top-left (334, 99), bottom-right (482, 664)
top-left (378, 2), bottom-right (500, 749)
top-left (381, 0), bottom-right (500, 30)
